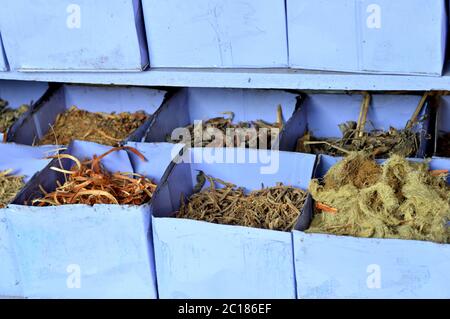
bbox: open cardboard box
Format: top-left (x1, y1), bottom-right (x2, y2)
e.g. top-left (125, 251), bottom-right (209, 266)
top-left (294, 154), bottom-right (450, 298)
top-left (0, 143), bottom-right (58, 297)
top-left (5, 140), bottom-right (182, 298)
top-left (148, 147), bottom-right (316, 298)
top-left (12, 84), bottom-right (167, 146)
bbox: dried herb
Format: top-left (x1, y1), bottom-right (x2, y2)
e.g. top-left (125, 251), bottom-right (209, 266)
top-left (296, 121), bottom-right (419, 158)
top-left (308, 152), bottom-right (450, 243)
top-left (32, 146), bottom-right (157, 206)
top-left (177, 172), bottom-right (308, 231)
top-left (38, 106), bottom-right (148, 146)
top-left (168, 106), bottom-right (283, 149)
top-left (437, 133), bottom-right (450, 158)
top-left (0, 99), bottom-right (29, 134)
top-left (0, 170), bottom-right (25, 208)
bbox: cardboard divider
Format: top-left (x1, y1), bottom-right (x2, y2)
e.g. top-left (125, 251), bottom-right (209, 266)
top-left (295, 93), bottom-right (431, 157)
top-left (0, 143), bottom-right (57, 298)
top-left (12, 84), bottom-right (167, 146)
top-left (294, 155), bottom-right (450, 298)
top-left (435, 95), bottom-right (450, 157)
top-left (0, 0), bottom-right (149, 71)
top-left (145, 88), bottom-right (302, 151)
top-left (148, 147), bottom-right (316, 298)
top-left (0, 80), bottom-right (49, 143)
top-left (5, 140), bottom-right (180, 298)
top-left (142, 0), bottom-right (288, 68)
top-left (287, 0), bottom-right (447, 75)
top-left (0, 34), bottom-right (7, 71)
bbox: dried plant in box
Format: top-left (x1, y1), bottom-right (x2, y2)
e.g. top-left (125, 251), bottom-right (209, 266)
top-left (308, 152), bottom-right (450, 243)
top-left (32, 146), bottom-right (157, 206)
top-left (168, 106), bottom-right (284, 149)
top-left (0, 99), bottom-right (29, 134)
top-left (38, 106), bottom-right (148, 146)
top-left (177, 172), bottom-right (308, 231)
top-left (0, 169), bottom-right (25, 208)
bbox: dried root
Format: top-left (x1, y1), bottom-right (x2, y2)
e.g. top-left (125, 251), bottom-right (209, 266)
top-left (32, 146), bottom-right (157, 206)
top-left (177, 172), bottom-right (308, 231)
top-left (168, 107), bottom-right (283, 149)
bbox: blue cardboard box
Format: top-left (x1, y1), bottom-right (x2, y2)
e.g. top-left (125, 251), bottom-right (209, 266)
top-left (145, 88), bottom-right (301, 151)
top-left (142, 0), bottom-right (288, 68)
top-left (6, 141), bottom-right (182, 298)
top-left (12, 84), bottom-right (167, 146)
top-left (0, 143), bottom-right (58, 297)
top-left (287, 0), bottom-right (447, 75)
top-left (0, 0), bottom-right (148, 71)
top-left (293, 93), bottom-right (431, 157)
top-left (148, 147), bottom-right (316, 298)
top-left (0, 80), bottom-right (49, 143)
top-left (294, 155), bottom-right (450, 298)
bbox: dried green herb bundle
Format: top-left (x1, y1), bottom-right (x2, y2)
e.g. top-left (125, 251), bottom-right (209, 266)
top-left (308, 152), bottom-right (450, 243)
top-left (168, 107), bottom-right (283, 148)
top-left (296, 121), bottom-right (419, 158)
top-left (38, 106), bottom-right (148, 146)
top-left (177, 172), bottom-right (307, 231)
top-left (0, 99), bottom-right (29, 134)
top-left (437, 133), bottom-right (450, 158)
top-left (0, 170), bottom-right (25, 208)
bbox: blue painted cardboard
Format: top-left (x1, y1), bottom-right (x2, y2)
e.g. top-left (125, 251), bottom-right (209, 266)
top-left (145, 88), bottom-right (301, 151)
top-left (12, 84), bottom-right (166, 146)
top-left (293, 93), bottom-right (430, 157)
top-left (0, 0), bottom-right (148, 72)
top-left (0, 34), bottom-right (7, 71)
top-left (150, 147), bottom-right (316, 298)
top-left (294, 155), bottom-right (450, 298)
top-left (0, 143), bottom-right (57, 297)
top-left (287, 0), bottom-right (447, 75)
top-left (0, 80), bottom-right (49, 143)
top-left (6, 140), bottom-right (180, 298)
top-left (142, 0), bottom-right (288, 68)
top-left (435, 96), bottom-right (450, 156)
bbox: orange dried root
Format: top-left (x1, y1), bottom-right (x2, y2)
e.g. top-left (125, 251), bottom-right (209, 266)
top-left (32, 146), bottom-right (156, 206)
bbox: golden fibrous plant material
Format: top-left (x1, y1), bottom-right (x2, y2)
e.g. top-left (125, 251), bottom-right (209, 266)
top-left (38, 106), bottom-right (148, 146)
top-left (296, 121), bottom-right (419, 158)
top-left (308, 152), bottom-right (450, 243)
top-left (168, 106), bottom-right (284, 148)
top-left (0, 99), bottom-right (29, 134)
top-left (177, 172), bottom-right (308, 231)
top-left (0, 169), bottom-right (25, 208)
top-left (31, 146), bottom-right (157, 206)
top-left (437, 133), bottom-right (450, 158)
